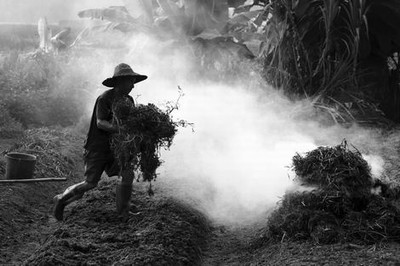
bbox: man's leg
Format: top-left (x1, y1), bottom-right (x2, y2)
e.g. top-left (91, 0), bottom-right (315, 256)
top-left (52, 151), bottom-right (105, 221)
top-left (53, 181), bottom-right (97, 221)
top-left (116, 169), bottom-right (135, 221)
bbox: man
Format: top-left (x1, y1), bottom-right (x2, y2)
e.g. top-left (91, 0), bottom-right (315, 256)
top-left (53, 63), bottom-right (147, 221)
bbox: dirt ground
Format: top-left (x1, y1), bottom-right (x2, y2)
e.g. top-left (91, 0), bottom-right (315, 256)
top-left (0, 129), bottom-right (84, 265)
top-left (2, 127), bottom-right (400, 265)
top-left (202, 223), bottom-right (400, 266)
top-left (0, 128), bottom-right (209, 265)
top-left (23, 178), bottom-right (209, 265)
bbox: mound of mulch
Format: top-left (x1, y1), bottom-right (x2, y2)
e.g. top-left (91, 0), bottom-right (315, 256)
top-left (23, 178), bottom-right (210, 266)
top-left (292, 140), bottom-right (373, 196)
top-left (265, 141), bottom-right (400, 245)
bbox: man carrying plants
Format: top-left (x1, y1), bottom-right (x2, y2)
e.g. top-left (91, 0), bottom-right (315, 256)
top-left (53, 63), bottom-right (147, 222)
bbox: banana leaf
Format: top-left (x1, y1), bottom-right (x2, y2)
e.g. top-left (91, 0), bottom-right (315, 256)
top-left (228, 0), bottom-right (247, 8)
top-left (193, 36), bottom-right (255, 59)
top-left (157, 0), bottom-right (186, 30)
top-left (184, 0), bottom-right (229, 34)
top-left (78, 6), bottom-right (135, 24)
top-left (229, 9), bottom-right (264, 25)
top-left (123, 0), bottom-right (154, 23)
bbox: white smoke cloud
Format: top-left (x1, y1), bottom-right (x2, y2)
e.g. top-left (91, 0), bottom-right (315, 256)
top-left (156, 82), bottom-right (318, 225)
top-left (73, 31), bottom-right (387, 226)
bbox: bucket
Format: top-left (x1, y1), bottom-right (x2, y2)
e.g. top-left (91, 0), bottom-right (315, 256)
top-left (5, 152), bottom-right (37, 179)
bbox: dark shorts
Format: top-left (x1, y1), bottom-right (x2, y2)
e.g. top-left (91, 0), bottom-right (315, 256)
top-left (84, 150), bottom-right (120, 185)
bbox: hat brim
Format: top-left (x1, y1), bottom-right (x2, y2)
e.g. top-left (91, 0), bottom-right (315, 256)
top-left (102, 74), bottom-right (148, 88)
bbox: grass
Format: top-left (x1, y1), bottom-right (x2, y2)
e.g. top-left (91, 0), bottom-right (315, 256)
top-left (261, 0), bottom-right (386, 124)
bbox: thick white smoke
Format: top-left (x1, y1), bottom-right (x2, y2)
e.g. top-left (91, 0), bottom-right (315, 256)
top-left (94, 33), bottom-right (384, 226)
top-left (157, 82), bottom-right (317, 225)
top-left (23, 15), bottom-right (383, 226)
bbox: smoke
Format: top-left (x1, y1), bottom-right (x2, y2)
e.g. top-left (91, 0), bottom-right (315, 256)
top-left (92, 33), bottom-right (385, 226)
top-left (63, 30), bottom-right (386, 226)
top-left (153, 82), bottom-right (387, 225)
top-left (157, 82), bottom-right (317, 225)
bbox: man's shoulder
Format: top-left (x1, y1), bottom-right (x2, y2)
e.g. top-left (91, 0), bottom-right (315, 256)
top-left (97, 89), bottom-right (115, 101)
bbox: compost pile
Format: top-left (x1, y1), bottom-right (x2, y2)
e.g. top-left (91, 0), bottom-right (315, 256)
top-left (266, 141), bottom-right (400, 245)
top-left (111, 97), bottom-right (182, 191)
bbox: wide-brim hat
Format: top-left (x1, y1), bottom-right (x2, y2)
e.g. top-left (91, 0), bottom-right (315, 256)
top-left (102, 63), bottom-right (148, 87)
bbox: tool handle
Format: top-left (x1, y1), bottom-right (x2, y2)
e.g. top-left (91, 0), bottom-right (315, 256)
top-left (0, 178), bottom-right (67, 183)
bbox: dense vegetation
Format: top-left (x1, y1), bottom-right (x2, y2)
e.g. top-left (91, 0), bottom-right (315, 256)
top-left (262, 0), bottom-right (400, 122)
top-left (1, 0), bottom-right (400, 136)
top-left (75, 0), bottom-right (400, 123)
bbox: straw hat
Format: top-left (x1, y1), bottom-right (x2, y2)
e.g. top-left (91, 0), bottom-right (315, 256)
top-left (102, 63), bottom-right (148, 87)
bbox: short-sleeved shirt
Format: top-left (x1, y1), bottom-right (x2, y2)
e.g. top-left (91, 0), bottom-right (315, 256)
top-left (83, 89), bottom-right (134, 152)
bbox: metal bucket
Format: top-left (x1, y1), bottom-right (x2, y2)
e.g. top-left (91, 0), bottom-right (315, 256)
top-left (5, 152), bottom-right (37, 179)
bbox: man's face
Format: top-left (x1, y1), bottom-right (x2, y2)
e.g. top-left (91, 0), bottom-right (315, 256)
top-left (116, 77), bottom-right (135, 95)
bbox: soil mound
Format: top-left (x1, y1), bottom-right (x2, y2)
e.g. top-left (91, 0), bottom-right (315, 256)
top-left (265, 141), bottom-right (400, 245)
top-left (1, 127), bottom-right (210, 265)
top-left (23, 178), bottom-right (210, 265)
top-left (0, 128), bottom-right (83, 264)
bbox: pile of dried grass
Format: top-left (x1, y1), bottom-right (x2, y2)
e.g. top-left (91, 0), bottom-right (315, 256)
top-left (292, 140), bottom-right (373, 196)
top-left (5, 128), bottom-right (82, 179)
top-left (267, 141), bottom-right (400, 245)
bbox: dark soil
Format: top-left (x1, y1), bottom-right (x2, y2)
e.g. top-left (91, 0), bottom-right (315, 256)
top-left (249, 240), bottom-right (400, 265)
top-left (202, 223), bottom-right (400, 266)
top-left (0, 128), bottom-right (84, 265)
top-left (0, 128), bottom-right (210, 265)
top-left (23, 178), bottom-right (210, 265)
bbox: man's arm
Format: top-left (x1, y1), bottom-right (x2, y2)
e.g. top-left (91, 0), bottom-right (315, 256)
top-left (95, 96), bottom-right (119, 133)
top-left (97, 119), bottom-right (119, 133)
